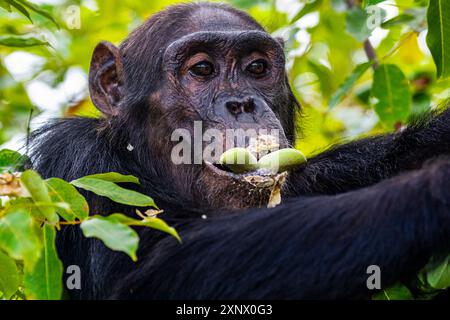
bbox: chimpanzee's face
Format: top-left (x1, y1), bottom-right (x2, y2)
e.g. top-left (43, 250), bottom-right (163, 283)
top-left (89, 4), bottom-right (298, 209)
top-left (161, 30), bottom-right (289, 135)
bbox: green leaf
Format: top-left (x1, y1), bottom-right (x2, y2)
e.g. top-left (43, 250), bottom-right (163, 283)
top-left (15, 0), bottom-right (59, 28)
top-left (0, 149), bottom-right (28, 172)
top-left (0, 35), bottom-right (49, 48)
top-left (329, 61), bottom-right (373, 108)
top-left (412, 93), bottom-right (432, 115)
top-left (82, 172), bottom-right (140, 184)
top-left (20, 170), bottom-right (59, 224)
top-left (426, 0), bottom-right (450, 78)
top-left (0, 1), bottom-right (12, 12)
top-left (346, 7), bottom-right (372, 42)
top-left (425, 255), bottom-right (450, 289)
top-left (108, 213), bottom-right (181, 242)
top-left (80, 216), bottom-right (139, 261)
top-left (363, 0), bottom-right (385, 6)
top-left (71, 177), bottom-right (156, 208)
top-left (381, 14), bottom-right (415, 28)
top-left (24, 224), bottom-right (63, 300)
top-left (0, 209), bottom-right (42, 270)
top-left (5, 0), bottom-right (32, 23)
top-left (290, 0), bottom-right (323, 23)
top-left (371, 64), bottom-right (411, 128)
top-left (372, 283), bottom-right (414, 300)
top-left (46, 178), bottom-right (89, 222)
top-left (4, 198), bottom-right (63, 221)
top-left (0, 251), bottom-right (19, 299)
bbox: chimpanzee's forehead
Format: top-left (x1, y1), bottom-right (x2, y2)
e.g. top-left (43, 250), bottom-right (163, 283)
top-left (189, 6), bottom-right (264, 32)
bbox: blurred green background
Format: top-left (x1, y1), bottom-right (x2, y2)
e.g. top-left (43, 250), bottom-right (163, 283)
top-left (1, 0), bottom-right (449, 156)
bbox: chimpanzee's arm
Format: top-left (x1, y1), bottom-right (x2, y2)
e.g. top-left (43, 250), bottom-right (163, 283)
top-left (108, 157), bottom-right (450, 299)
top-left (287, 107), bottom-right (450, 196)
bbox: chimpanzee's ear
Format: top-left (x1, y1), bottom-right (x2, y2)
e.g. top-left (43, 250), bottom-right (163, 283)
top-left (89, 41), bottom-right (124, 116)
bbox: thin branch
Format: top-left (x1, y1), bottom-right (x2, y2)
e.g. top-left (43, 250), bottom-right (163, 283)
top-left (346, 0), bottom-right (379, 70)
top-left (364, 39), bottom-right (379, 69)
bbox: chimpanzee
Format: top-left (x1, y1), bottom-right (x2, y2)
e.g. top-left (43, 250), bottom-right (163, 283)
top-left (30, 2), bottom-right (450, 299)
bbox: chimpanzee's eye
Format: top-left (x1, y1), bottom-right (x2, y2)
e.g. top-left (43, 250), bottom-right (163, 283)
top-left (246, 59), bottom-right (268, 75)
top-left (189, 61), bottom-right (214, 77)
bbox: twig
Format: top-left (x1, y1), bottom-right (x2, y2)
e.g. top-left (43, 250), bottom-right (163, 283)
top-left (346, 0), bottom-right (379, 70)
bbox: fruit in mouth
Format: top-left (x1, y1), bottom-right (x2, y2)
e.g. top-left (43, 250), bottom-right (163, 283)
top-left (219, 147), bottom-right (307, 174)
top-left (257, 148), bottom-right (307, 173)
top-left (219, 147), bottom-right (259, 173)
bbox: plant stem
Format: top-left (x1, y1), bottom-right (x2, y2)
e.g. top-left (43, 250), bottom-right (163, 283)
top-left (346, 0), bottom-right (379, 70)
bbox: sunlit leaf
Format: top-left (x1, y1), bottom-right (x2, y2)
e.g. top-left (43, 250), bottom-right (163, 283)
top-left (108, 213), bottom-right (181, 242)
top-left (24, 224), bottom-right (63, 300)
top-left (20, 170), bottom-right (59, 224)
top-left (4, 0), bottom-right (32, 23)
top-left (15, 0), bottom-right (59, 28)
top-left (0, 1), bottom-right (12, 12)
top-left (46, 177), bottom-right (89, 222)
top-left (71, 177), bottom-right (156, 208)
top-left (80, 215), bottom-right (139, 261)
top-left (0, 149), bottom-right (28, 172)
top-left (0, 250), bottom-right (19, 299)
top-left (426, 0), bottom-right (450, 78)
top-left (0, 35), bottom-right (49, 47)
top-left (425, 255), bottom-right (450, 289)
top-left (82, 172), bottom-right (140, 184)
top-left (0, 209), bottom-right (41, 270)
top-left (363, 0), bottom-right (385, 6)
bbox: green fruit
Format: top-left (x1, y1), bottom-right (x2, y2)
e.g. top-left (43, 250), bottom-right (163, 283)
top-left (219, 148), bottom-right (258, 173)
top-left (257, 148), bottom-right (307, 173)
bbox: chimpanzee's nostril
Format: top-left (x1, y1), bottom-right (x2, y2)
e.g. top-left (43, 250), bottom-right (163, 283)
top-left (226, 101), bottom-right (242, 115)
top-left (243, 98), bottom-right (255, 113)
top-left (226, 98), bottom-right (256, 116)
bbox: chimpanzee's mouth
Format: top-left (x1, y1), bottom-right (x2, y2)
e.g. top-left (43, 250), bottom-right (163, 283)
top-left (203, 161), bottom-right (288, 208)
top-left (204, 161), bottom-right (285, 182)
top-left (204, 161), bottom-right (261, 178)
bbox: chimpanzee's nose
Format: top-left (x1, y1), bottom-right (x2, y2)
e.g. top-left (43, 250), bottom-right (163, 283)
top-left (225, 97), bottom-right (255, 115)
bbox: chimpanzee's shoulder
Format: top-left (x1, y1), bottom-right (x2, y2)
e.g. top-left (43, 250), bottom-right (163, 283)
top-left (29, 116), bottom-right (111, 180)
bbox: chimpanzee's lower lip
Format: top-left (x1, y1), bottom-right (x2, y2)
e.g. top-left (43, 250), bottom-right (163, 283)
top-left (204, 161), bottom-right (247, 178)
top-left (203, 161), bottom-right (277, 179)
